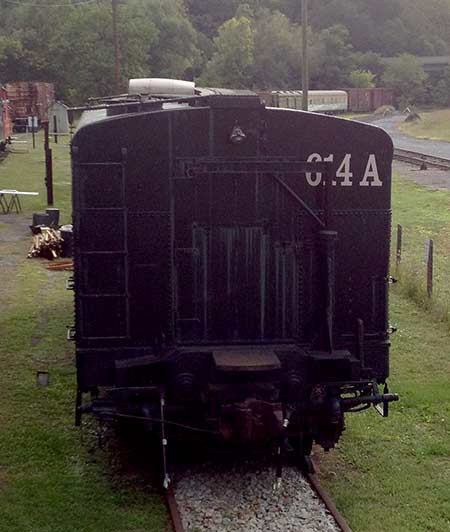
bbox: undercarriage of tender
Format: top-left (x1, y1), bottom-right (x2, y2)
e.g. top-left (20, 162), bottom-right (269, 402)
top-left (76, 343), bottom-right (398, 483)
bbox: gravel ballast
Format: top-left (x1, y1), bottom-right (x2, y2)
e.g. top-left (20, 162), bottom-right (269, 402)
top-left (173, 462), bottom-right (340, 532)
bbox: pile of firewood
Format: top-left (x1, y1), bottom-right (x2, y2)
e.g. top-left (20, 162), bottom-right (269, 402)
top-left (28, 226), bottom-right (63, 259)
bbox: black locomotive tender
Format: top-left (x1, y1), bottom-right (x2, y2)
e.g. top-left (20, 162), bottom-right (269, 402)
top-left (71, 79), bottom-right (398, 476)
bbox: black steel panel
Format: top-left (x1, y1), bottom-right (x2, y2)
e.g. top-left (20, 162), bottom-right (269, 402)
top-left (81, 296), bottom-right (126, 338)
top-left (78, 165), bottom-right (123, 208)
top-left (129, 263), bottom-right (170, 341)
top-left (81, 253), bottom-right (125, 294)
top-left (72, 98), bottom-right (393, 390)
top-left (127, 211), bottom-right (170, 261)
top-left (78, 210), bottom-right (125, 252)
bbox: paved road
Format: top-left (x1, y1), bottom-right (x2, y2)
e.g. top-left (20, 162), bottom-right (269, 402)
top-left (370, 114), bottom-right (450, 158)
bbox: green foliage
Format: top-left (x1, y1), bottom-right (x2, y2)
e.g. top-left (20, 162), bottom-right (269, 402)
top-left (382, 54), bottom-right (427, 106)
top-left (312, 24), bottom-right (355, 88)
top-left (198, 14), bottom-right (255, 88)
top-left (348, 69), bottom-right (375, 88)
top-left (251, 10), bottom-right (302, 89)
top-left (351, 51), bottom-right (383, 77)
top-left (0, 0), bottom-right (200, 103)
top-left (1, 0), bottom-right (450, 103)
top-left (431, 68), bottom-right (450, 107)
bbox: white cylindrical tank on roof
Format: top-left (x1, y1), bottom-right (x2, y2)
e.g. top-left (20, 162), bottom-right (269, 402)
top-left (129, 78), bottom-right (195, 96)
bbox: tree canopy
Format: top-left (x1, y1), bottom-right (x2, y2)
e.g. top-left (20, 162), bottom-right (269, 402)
top-left (0, 0), bottom-right (448, 105)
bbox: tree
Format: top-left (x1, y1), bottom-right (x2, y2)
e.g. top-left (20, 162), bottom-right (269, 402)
top-left (198, 15), bottom-right (255, 88)
top-left (252, 10), bottom-right (301, 89)
top-left (310, 0), bottom-right (375, 52)
top-left (351, 51), bottom-right (384, 78)
top-left (349, 69), bottom-right (375, 88)
top-left (0, 0), bottom-right (200, 103)
top-left (382, 54), bottom-right (427, 106)
top-left (313, 24), bottom-right (355, 88)
top-left (431, 67), bottom-right (450, 107)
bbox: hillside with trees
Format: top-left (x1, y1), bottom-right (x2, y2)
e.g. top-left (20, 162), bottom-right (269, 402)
top-left (1, 0), bottom-right (450, 105)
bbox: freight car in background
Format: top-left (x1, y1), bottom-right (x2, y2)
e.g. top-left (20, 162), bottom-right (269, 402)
top-left (0, 85), bottom-right (12, 151)
top-left (345, 87), bottom-right (394, 113)
top-left (5, 81), bottom-right (55, 130)
top-left (260, 88), bottom-right (394, 113)
top-left (70, 79), bottom-right (398, 483)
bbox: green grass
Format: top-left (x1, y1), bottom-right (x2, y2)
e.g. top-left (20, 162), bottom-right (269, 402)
top-left (398, 108), bottom-right (450, 142)
top-left (0, 138), bottom-right (167, 532)
top-left (0, 131), bottom-right (72, 223)
top-left (2, 130), bottom-right (450, 531)
top-left (319, 292), bottom-right (450, 532)
top-left (342, 112), bottom-right (373, 120)
top-left (391, 173), bottom-right (450, 325)
top-left (317, 171), bottom-right (450, 531)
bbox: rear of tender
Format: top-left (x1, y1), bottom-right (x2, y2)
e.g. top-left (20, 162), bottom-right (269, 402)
top-left (71, 91), bottom-right (397, 453)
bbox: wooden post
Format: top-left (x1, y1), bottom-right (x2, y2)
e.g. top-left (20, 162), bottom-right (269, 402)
top-left (53, 115), bottom-right (58, 144)
top-left (426, 239), bottom-right (433, 298)
top-left (43, 121), bottom-right (49, 152)
top-left (43, 122), bottom-right (54, 206)
top-left (31, 117), bottom-right (36, 149)
top-left (301, 0), bottom-right (309, 111)
top-left (112, 0), bottom-right (122, 94)
top-left (396, 224), bottom-right (402, 272)
top-left (46, 148), bottom-right (54, 206)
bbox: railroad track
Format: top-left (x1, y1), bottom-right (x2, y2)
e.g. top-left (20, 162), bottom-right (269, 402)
top-left (393, 148), bottom-right (450, 170)
top-left (166, 461), bottom-right (351, 532)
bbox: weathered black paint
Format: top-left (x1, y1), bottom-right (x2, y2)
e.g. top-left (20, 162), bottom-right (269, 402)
top-left (71, 94), bottom-right (395, 449)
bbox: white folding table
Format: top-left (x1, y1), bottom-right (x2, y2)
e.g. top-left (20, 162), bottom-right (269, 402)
top-left (0, 189), bottom-right (39, 214)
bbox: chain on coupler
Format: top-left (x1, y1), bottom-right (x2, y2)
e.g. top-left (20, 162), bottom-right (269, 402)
top-left (160, 393), bottom-right (171, 489)
top-left (273, 417), bottom-right (289, 491)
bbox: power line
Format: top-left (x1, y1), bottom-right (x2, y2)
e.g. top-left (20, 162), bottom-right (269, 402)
top-left (2, 0), bottom-right (99, 7)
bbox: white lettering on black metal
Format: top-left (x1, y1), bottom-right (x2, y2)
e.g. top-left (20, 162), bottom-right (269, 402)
top-left (360, 154), bottom-right (382, 187)
top-left (306, 153), bottom-right (382, 187)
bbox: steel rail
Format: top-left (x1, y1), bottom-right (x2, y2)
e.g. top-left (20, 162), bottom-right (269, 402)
top-left (305, 471), bottom-right (353, 532)
top-left (165, 487), bottom-right (184, 532)
top-left (394, 148), bottom-right (450, 170)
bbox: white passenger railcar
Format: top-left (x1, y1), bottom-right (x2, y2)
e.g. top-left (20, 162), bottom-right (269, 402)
top-left (260, 90), bottom-right (348, 113)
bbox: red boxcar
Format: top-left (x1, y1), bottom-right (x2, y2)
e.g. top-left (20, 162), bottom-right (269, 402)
top-left (5, 81), bottom-right (55, 124)
top-left (345, 88), bottom-right (394, 112)
top-left (0, 85), bottom-right (13, 147)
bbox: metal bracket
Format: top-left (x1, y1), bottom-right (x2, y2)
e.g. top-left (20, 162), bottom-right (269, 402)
top-left (374, 383), bottom-right (395, 417)
top-left (374, 388), bottom-right (390, 416)
top-left (66, 326), bottom-right (76, 341)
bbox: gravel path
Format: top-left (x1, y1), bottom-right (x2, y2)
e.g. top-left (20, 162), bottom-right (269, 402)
top-left (393, 160), bottom-right (450, 191)
top-left (372, 114), bottom-right (450, 159)
top-left (173, 462), bottom-right (340, 532)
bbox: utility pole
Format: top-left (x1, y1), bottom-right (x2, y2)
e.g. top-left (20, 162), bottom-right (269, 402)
top-left (112, 0), bottom-right (122, 94)
top-left (301, 0), bottom-right (309, 111)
